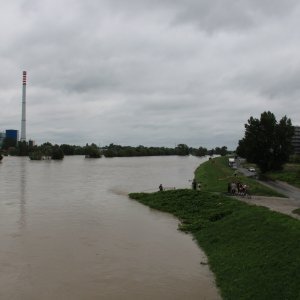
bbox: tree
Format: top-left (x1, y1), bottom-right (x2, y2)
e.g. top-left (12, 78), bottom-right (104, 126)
top-left (214, 146), bottom-right (228, 156)
top-left (195, 146), bottom-right (208, 157)
top-left (219, 146), bottom-right (228, 156)
top-left (175, 144), bottom-right (189, 156)
top-left (17, 141), bottom-right (29, 156)
top-left (51, 145), bottom-right (64, 160)
top-left (236, 111), bottom-right (294, 173)
top-left (1, 137), bottom-right (17, 149)
top-left (208, 148), bottom-right (215, 156)
top-left (40, 142), bottom-right (53, 158)
top-left (29, 149), bottom-right (43, 160)
top-left (60, 144), bottom-right (75, 155)
top-left (84, 144), bottom-right (101, 158)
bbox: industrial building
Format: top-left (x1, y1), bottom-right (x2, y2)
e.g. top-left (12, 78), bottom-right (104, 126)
top-left (292, 126), bottom-right (300, 155)
top-left (5, 129), bottom-right (19, 142)
top-left (0, 130), bottom-right (19, 149)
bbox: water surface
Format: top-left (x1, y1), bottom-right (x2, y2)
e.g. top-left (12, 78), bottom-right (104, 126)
top-left (0, 156), bottom-right (220, 299)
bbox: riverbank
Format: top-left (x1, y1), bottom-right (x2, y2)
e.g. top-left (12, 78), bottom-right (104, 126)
top-left (129, 157), bottom-right (300, 299)
top-left (129, 190), bottom-right (300, 299)
top-left (195, 156), bottom-right (284, 197)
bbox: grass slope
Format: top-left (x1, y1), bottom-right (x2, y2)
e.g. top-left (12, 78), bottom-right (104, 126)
top-left (265, 164), bottom-right (300, 189)
top-left (195, 156), bottom-right (284, 197)
top-left (129, 190), bottom-right (300, 300)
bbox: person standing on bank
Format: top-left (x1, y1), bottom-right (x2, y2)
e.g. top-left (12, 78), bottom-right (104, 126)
top-left (192, 179), bottom-right (197, 190)
top-left (159, 184), bottom-right (163, 191)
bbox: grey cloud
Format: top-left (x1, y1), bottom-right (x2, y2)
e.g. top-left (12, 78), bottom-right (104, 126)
top-left (261, 71), bottom-right (300, 99)
top-left (1, 0), bottom-right (300, 149)
top-left (171, 0), bottom-right (298, 31)
top-left (232, 64), bottom-right (300, 100)
top-left (105, 0), bottom-right (299, 32)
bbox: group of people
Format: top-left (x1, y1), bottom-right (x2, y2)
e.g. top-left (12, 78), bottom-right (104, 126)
top-left (228, 181), bottom-right (250, 197)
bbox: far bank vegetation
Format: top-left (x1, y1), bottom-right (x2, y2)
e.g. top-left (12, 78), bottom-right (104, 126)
top-left (2, 140), bottom-right (230, 159)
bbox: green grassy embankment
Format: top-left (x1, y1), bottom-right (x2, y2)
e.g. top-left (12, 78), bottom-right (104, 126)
top-left (195, 156), bottom-right (284, 197)
top-left (265, 164), bottom-right (300, 189)
top-left (129, 190), bottom-right (300, 300)
top-left (129, 157), bottom-right (300, 299)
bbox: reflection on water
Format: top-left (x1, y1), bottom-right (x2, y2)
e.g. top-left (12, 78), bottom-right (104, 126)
top-left (0, 156), bottom-right (220, 300)
top-left (19, 158), bottom-right (27, 229)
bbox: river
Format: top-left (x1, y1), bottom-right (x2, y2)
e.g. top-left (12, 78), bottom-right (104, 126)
top-left (0, 155), bottom-right (220, 300)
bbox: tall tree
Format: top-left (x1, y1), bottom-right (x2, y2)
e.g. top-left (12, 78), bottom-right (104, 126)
top-left (236, 111), bottom-right (294, 173)
top-left (175, 144), bottom-right (189, 156)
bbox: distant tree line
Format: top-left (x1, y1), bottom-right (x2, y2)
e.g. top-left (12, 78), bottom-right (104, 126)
top-left (190, 146), bottom-right (228, 157)
top-left (28, 142), bottom-right (101, 159)
top-left (101, 143), bottom-right (228, 157)
top-left (1, 139), bottom-right (229, 159)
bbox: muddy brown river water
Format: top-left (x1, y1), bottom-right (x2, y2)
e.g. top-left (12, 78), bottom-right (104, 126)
top-left (0, 156), bottom-right (220, 299)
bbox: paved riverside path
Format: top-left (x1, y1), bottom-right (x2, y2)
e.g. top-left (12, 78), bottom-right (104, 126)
top-left (237, 179), bottom-right (300, 220)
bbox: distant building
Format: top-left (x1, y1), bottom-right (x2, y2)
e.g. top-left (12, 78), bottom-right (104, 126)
top-left (292, 126), bottom-right (300, 155)
top-left (5, 129), bottom-right (19, 142)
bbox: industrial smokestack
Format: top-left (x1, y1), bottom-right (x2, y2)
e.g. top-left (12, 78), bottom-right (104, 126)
top-left (20, 71), bottom-right (27, 142)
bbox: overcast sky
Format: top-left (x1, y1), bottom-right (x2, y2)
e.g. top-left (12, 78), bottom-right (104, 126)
top-left (1, 0), bottom-right (299, 149)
